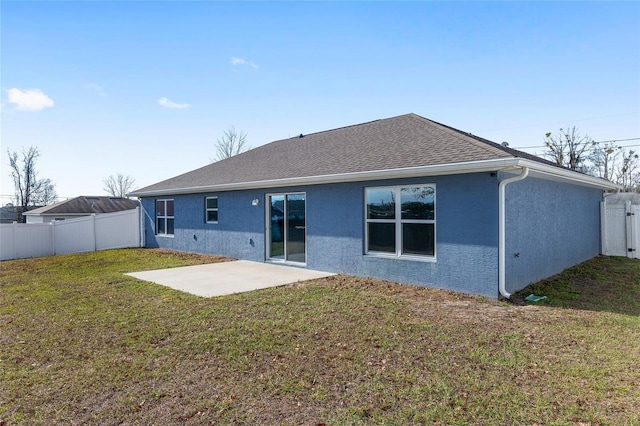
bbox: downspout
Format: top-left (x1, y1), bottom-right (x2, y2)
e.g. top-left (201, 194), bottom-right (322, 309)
top-left (498, 167), bottom-right (529, 299)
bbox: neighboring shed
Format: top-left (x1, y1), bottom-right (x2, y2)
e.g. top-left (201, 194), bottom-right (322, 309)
top-left (130, 113), bottom-right (620, 299)
top-left (23, 196), bottom-right (139, 223)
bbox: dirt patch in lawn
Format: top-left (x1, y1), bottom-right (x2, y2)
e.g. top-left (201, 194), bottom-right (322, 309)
top-left (296, 275), bottom-right (572, 326)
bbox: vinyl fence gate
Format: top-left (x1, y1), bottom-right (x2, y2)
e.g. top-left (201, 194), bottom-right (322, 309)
top-left (601, 200), bottom-right (639, 259)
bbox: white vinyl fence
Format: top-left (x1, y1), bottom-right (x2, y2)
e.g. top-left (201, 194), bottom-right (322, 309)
top-left (601, 200), bottom-right (639, 259)
top-left (0, 208), bottom-right (142, 261)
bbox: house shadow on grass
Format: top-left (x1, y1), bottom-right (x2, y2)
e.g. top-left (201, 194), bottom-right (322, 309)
top-left (512, 256), bottom-right (640, 317)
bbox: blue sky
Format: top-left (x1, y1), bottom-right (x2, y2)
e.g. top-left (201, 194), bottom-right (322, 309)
top-left (2, 1), bottom-right (639, 202)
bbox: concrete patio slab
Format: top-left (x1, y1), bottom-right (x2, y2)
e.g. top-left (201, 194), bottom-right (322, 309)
top-left (126, 260), bottom-right (336, 297)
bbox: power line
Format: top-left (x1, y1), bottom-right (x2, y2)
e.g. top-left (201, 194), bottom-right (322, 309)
top-left (477, 112), bottom-right (639, 133)
top-left (513, 138), bottom-right (640, 150)
top-left (592, 137), bottom-right (640, 144)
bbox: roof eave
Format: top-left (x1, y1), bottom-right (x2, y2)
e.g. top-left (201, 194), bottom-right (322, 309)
top-left (129, 157), bottom-right (620, 198)
top-left (129, 158), bottom-right (513, 197)
top-left (23, 209), bottom-right (138, 217)
top-left (23, 212), bottom-right (105, 217)
top-left (516, 159), bottom-right (622, 190)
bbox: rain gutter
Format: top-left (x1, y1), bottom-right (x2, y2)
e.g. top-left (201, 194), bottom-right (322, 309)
top-left (498, 166), bottom-right (529, 299)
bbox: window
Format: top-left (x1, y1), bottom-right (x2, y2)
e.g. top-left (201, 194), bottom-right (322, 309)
top-left (365, 185), bottom-right (435, 258)
top-left (156, 199), bottom-right (174, 236)
top-left (205, 197), bottom-right (218, 223)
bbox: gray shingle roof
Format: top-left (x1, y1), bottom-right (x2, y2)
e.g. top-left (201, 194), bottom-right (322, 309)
top-left (24, 196), bottom-right (139, 215)
top-left (133, 113), bottom-right (561, 195)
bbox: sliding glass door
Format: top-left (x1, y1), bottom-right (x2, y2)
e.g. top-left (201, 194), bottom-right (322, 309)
top-left (268, 193), bottom-right (306, 264)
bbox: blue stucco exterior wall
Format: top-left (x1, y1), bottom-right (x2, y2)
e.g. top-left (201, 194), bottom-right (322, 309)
top-left (305, 174), bottom-right (500, 298)
top-left (141, 172), bottom-right (501, 298)
top-left (141, 189), bottom-right (267, 262)
top-left (503, 174), bottom-right (603, 294)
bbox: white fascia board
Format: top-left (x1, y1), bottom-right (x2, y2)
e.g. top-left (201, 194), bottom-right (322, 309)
top-left (515, 159), bottom-right (622, 190)
top-left (129, 157), bottom-right (620, 197)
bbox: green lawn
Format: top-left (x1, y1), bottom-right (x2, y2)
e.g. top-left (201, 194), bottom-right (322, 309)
top-left (1, 249), bottom-right (639, 425)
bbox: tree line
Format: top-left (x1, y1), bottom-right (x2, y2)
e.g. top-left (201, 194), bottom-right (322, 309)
top-left (4, 124), bottom-right (247, 221)
top-left (3, 125), bottom-right (246, 222)
top-left (5, 147), bottom-right (137, 223)
top-left (543, 127), bottom-right (639, 191)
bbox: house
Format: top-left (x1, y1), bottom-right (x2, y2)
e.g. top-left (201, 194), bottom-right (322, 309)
top-left (23, 196), bottom-right (139, 223)
top-left (129, 113), bottom-right (619, 299)
top-left (0, 204), bottom-right (24, 224)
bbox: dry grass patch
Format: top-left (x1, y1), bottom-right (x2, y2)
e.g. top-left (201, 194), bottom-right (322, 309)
top-left (1, 250), bottom-right (639, 425)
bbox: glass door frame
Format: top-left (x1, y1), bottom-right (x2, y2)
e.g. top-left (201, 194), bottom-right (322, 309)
top-left (265, 192), bottom-right (307, 265)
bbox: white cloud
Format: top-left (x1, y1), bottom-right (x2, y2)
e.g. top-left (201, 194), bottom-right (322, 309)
top-left (157, 97), bottom-right (190, 109)
top-left (85, 83), bottom-right (107, 97)
top-left (6, 88), bottom-right (54, 111)
top-left (231, 56), bottom-right (259, 69)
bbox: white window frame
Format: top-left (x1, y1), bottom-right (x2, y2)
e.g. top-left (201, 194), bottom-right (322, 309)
top-left (156, 199), bottom-right (174, 237)
top-left (205, 196), bottom-right (218, 224)
top-left (364, 184), bottom-right (436, 261)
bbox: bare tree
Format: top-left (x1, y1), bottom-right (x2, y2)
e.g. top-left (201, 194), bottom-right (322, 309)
top-left (615, 148), bottom-right (640, 192)
top-left (7, 146), bottom-right (57, 222)
top-left (543, 127), bottom-right (592, 171)
top-left (103, 174), bottom-right (136, 198)
top-left (211, 126), bottom-right (250, 162)
top-left (590, 142), bottom-right (621, 181)
top-left (31, 178), bottom-right (57, 206)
